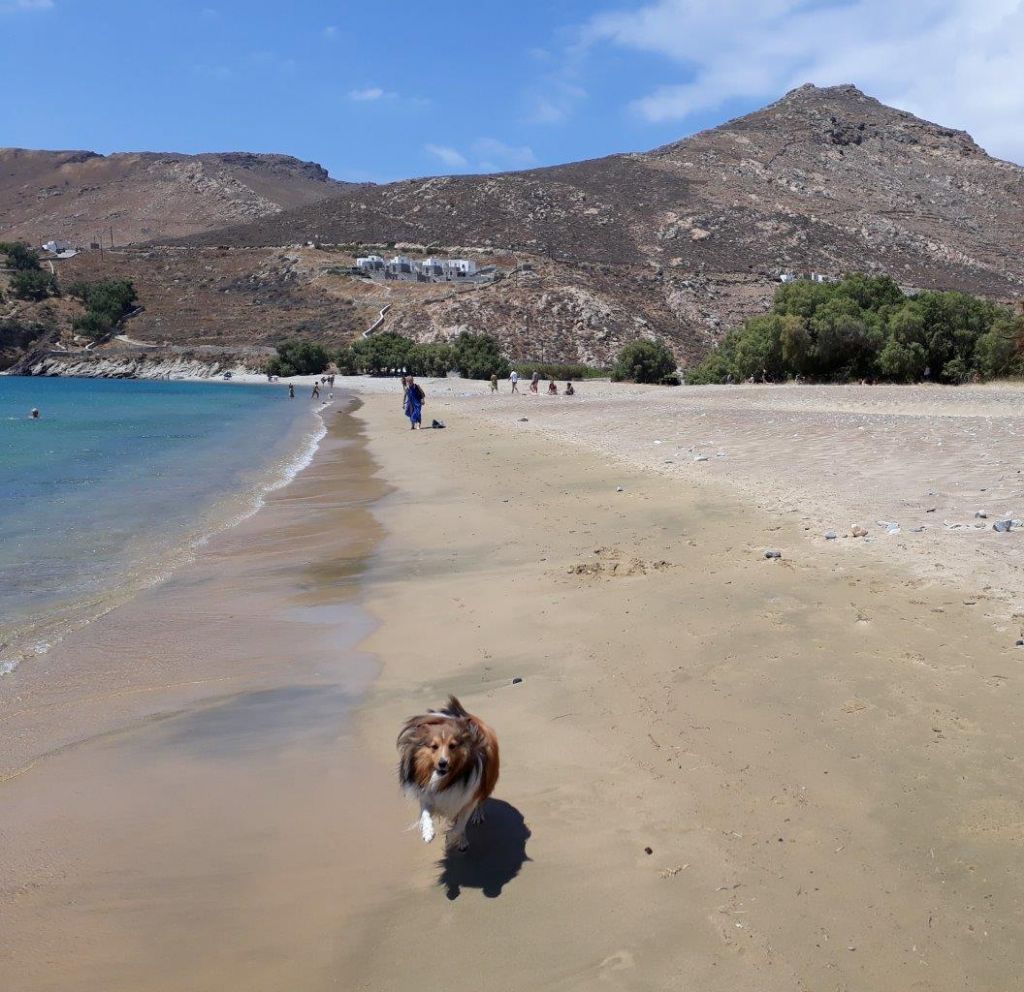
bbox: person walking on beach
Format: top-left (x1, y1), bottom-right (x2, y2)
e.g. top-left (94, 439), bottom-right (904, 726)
top-left (530, 370), bottom-right (540, 393)
top-left (510, 370), bottom-right (519, 393)
top-left (311, 382), bottom-right (320, 400)
top-left (490, 372), bottom-right (499, 393)
top-left (288, 383), bottom-right (294, 398)
top-left (404, 375), bottom-right (425, 430)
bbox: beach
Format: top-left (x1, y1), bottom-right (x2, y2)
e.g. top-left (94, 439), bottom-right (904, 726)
top-left (5, 379), bottom-right (1024, 990)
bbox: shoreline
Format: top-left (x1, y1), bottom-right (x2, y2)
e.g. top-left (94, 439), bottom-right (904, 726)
top-left (5, 380), bottom-right (1024, 988)
top-left (0, 380), bottom-right (331, 675)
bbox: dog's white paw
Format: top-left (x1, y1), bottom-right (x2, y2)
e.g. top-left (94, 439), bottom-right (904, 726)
top-left (420, 809), bottom-right (435, 843)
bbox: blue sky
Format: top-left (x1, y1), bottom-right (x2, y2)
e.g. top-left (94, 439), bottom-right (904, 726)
top-left (3, 0), bottom-right (1022, 181)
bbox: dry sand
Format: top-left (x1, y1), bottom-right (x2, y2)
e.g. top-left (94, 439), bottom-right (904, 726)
top-left (4, 380), bottom-right (1024, 991)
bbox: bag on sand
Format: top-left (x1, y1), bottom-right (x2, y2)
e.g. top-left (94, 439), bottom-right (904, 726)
top-left (431, 419), bottom-right (446, 429)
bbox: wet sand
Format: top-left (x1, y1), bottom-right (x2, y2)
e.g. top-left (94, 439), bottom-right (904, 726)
top-left (6, 382), bottom-right (1024, 990)
top-left (2, 398), bottom-right (417, 991)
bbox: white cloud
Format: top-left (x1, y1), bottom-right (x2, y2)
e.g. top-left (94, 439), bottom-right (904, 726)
top-left (473, 138), bottom-right (537, 171)
top-left (425, 144), bottom-right (469, 169)
top-left (580, 0), bottom-right (1024, 163)
top-left (348, 86), bottom-right (394, 102)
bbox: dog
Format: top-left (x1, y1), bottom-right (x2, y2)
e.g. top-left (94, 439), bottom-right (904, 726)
top-left (397, 695), bottom-right (500, 851)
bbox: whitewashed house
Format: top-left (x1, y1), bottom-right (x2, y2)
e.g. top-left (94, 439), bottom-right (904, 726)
top-left (355, 254), bottom-right (385, 272)
top-left (42, 239), bottom-right (73, 254)
top-left (418, 257), bottom-right (447, 278)
top-left (446, 258), bottom-right (477, 278)
top-left (387, 255), bottom-right (415, 275)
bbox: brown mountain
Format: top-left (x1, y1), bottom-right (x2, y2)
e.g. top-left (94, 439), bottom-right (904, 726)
top-left (7, 85), bottom-right (1024, 375)
top-left (177, 83), bottom-right (1024, 300)
top-left (0, 148), bottom-right (347, 246)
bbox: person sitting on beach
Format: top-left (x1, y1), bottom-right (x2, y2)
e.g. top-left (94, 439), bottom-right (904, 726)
top-left (404, 376), bottom-right (425, 430)
top-left (565, 381), bottom-right (575, 396)
top-left (311, 382), bottom-right (320, 399)
top-left (547, 380), bottom-right (558, 395)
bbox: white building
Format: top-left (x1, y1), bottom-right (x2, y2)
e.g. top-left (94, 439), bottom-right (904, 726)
top-left (387, 254), bottom-right (415, 275)
top-left (42, 239), bottom-right (72, 254)
top-left (418, 257), bottom-right (447, 278)
top-left (446, 258), bottom-right (477, 277)
top-left (355, 254), bottom-right (385, 272)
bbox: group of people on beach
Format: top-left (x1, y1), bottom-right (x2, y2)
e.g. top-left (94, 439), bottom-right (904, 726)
top-left (501, 370), bottom-right (575, 396)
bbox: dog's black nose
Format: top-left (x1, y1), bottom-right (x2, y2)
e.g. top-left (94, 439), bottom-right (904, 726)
top-left (437, 760), bottom-right (449, 773)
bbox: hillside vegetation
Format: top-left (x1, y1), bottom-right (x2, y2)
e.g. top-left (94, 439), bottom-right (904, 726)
top-left (688, 275), bottom-right (1024, 384)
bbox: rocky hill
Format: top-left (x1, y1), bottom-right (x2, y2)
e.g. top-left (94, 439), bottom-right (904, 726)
top-left (0, 148), bottom-right (347, 246)
top-left (5, 85), bottom-right (1024, 375)
top-left (177, 84), bottom-right (1024, 300)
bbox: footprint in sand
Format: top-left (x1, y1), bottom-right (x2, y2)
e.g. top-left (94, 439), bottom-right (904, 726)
top-left (597, 950), bottom-right (636, 976)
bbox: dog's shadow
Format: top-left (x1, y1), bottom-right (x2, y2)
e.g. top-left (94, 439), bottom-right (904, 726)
top-left (437, 799), bottom-right (531, 900)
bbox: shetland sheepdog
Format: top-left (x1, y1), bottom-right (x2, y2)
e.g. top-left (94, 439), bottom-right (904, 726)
top-left (397, 695), bottom-right (500, 851)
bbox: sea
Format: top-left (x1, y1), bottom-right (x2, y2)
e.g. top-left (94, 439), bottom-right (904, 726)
top-left (0, 376), bottom-right (324, 674)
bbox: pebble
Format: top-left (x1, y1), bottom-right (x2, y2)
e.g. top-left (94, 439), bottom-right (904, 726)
top-left (511, 676), bottom-right (523, 685)
top-left (616, 486), bottom-right (624, 492)
top-left (644, 847), bottom-right (653, 855)
top-left (851, 525), bottom-right (868, 538)
top-left (518, 417), bottom-right (529, 422)
top-left (764, 549), bottom-right (782, 559)
top-left (993, 520), bottom-right (1013, 533)
top-left (1015, 640), bottom-right (1024, 648)
top-left (975, 510), bottom-right (988, 519)
top-left (825, 531), bottom-right (838, 540)
top-left (694, 455), bottom-right (709, 462)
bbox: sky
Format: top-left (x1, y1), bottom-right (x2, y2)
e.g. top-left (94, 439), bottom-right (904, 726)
top-left (3, 0), bottom-right (1023, 181)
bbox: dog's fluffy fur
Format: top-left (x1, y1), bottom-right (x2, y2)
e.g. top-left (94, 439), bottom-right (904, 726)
top-left (397, 696), bottom-right (500, 850)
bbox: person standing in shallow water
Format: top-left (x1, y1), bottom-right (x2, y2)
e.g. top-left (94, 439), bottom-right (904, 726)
top-left (404, 376), bottom-right (424, 430)
top-left (311, 382), bottom-right (320, 400)
top-left (288, 383), bottom-right (294, 398)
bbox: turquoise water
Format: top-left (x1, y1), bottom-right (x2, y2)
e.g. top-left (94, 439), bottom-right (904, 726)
top-left (0, 376), bottom-right (321, 670)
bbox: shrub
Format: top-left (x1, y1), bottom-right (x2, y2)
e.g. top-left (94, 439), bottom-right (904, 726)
top-left (73, 311), bottom-right (115, 340)
top-left (346, 332), bottom-right (414, 375)
top-left (406, 341), bottom-right (454, 377)
top-left (688, 273), bottom-right (1023, 384)
top-left (10, 270), bottom-right (59, 301)
top-left (452, 331), bottom-right (509, 380)
top-left (612, 338), bottom-right (677, 384)
top-left (266, 339), bottom-right (330, 377)
top-left (1, 242), bottom-right (41, 271)
top-left (509, 361), bottom-right (605, 381)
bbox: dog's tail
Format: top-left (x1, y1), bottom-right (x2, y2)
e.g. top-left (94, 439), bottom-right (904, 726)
top-left (431, 695), bottom-right (470, 719)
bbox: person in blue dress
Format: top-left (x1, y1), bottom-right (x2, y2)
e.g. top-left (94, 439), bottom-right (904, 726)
top-left (404, 375), bottom-right (425, 430)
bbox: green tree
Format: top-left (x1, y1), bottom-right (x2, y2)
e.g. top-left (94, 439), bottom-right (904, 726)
top-left (452, 331), bottom-right (509, 380)
top-left (266, 339), bottom-right (331, 377)
top-left (1, 242), bottom-right (41, 271)
top-left (612, 338), bottom-right (677, 383)
top-left (348, 332), bottom-right (414, 374)
top-left (10, 270), bottom-right (58, 301)
top-left (406, 341), bottom-right (454, 377)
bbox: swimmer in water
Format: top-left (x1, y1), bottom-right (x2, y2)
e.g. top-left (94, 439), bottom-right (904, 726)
top-left (30, 408), bottom-right (39, 419)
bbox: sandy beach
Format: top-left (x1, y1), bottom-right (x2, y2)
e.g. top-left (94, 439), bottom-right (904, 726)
top-left (5, 379), bottom-right (1024, 990)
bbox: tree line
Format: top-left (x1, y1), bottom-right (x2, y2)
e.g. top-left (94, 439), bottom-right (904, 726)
top-left (687, 274), bottom-right (1024, 384)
